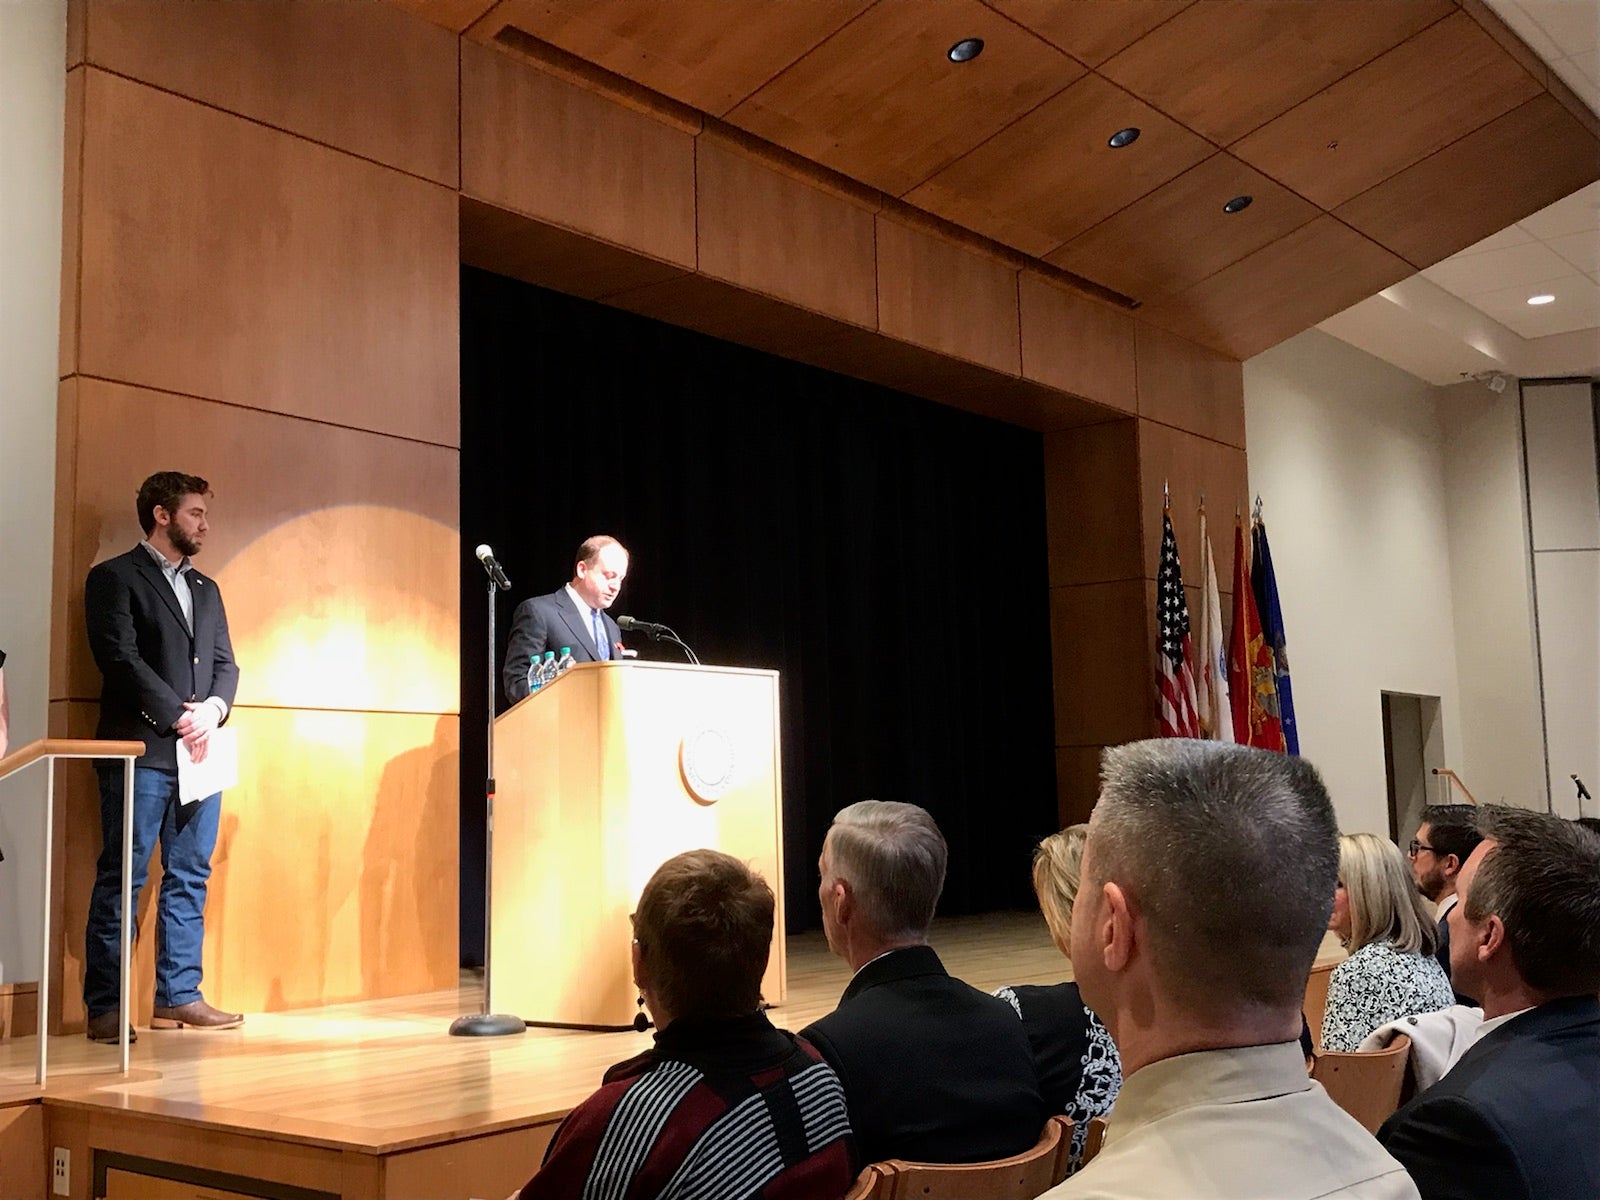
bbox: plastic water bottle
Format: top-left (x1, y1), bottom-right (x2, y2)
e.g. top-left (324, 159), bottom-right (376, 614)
top-left (525, 655), bottom-right (543, 695)
top-left (557, 646), bottom-right (576, 676)
top-left (540, 650), bottom-right (556, 688)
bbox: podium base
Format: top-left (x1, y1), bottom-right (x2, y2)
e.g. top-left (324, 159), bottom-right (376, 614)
top-left (448, 1012), bottom-right (527, 1037)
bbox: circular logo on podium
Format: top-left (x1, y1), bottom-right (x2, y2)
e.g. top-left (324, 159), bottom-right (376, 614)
top-left (680, 727), bottom-right (736, 804)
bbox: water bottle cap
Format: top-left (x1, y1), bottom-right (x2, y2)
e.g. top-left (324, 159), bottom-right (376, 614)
top-left (544, 650), bottom-right (555, 659)
top-left (560, 647), bottom-right (571, 656)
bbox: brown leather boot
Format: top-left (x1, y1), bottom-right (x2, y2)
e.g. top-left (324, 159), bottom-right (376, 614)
top-left (85, 1011), bottom-right (136, 1044)
top-left (149, 999), bottom-right (244, 1030)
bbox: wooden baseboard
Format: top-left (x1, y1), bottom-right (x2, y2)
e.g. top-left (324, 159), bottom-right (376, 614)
top-left (0, 984), bottom-right (40, 1041)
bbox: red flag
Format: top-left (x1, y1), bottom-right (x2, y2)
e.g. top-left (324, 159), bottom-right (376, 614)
top-left (1228, 518), bottom-right (1285, 750)
top-left (1157, 512), bottom-right (1201, 738)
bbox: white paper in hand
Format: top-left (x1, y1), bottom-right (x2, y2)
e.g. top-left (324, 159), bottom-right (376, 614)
top-left (177, 726), bottom-right (239, 804)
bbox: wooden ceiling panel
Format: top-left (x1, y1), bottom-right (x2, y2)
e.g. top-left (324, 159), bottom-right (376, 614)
top-left (1336, 95), bottom-right (1600, 270)
top-left (1233, 11), bottom-right (1544, 209)
top-left (985, 0), bottom-right (1192, 67)
top-left (906, 73), bottom-right (1213, 256)
top-left (1136, 216), bottom-right (1413, 360)
top-left (1049, 152), bottom-right (1320, 301)
top-left (727, 0), bottom-right (1082, 198)
top-left (387, 0), bottom-right (497, 34)
top-left (474, 0), bottom-right (873, 115)
top-left (1099, 0), bottom-right (1455, 146)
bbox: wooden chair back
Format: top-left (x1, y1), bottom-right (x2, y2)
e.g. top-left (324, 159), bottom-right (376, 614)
top-left (843, 1115), bottom-right (1074, 1200)
top-left (1081, 1116), bottom-right (1108, 1167)
top-left (1311, 1033), bottom-right (1413, 1133)
top-left (1303, 961), bottom-right (1336, 1045)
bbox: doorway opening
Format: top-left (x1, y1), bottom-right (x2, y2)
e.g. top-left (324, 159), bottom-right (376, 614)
top-left (1382, 692), bottom-right (1446, 843)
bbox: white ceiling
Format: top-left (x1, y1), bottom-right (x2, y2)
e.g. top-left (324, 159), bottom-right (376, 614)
top-left (1317, 0), bottom-right (1600, 384)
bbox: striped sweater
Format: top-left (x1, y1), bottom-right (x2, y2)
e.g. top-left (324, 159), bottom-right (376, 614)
top-left (518, 1012), bottom-right (856, 1200)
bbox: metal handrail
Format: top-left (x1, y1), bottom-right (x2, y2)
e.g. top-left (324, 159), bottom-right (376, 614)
top-left (1, 737), bottom-right (144, 1083)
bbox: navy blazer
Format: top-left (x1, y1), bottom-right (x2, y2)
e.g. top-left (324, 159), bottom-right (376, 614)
top-left (503, 588), bottom-right (622, 704)
top-left (1378, 995), bottom-right (1600, 1200)
top-left (800, 945), bottom-right (1046, 1166)
top-left (85, 546), bottom-right (239, 770)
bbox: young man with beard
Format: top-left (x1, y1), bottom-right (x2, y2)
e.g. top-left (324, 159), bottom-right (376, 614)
top-left (81, 471), bottom-right (242, 1043)
top-left (1409, 805), bottom-right (1483, 1004)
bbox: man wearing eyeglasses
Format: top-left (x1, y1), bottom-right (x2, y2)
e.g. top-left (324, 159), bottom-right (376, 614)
top-left (1409, 805), bottom-right (1482, 1005)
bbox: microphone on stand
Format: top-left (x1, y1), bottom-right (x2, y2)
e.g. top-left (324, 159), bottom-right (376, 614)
top-left (475, 544), bottom-right (511, 590)
top-left (616, 616), bottom-right (700, 666)
top-left (1575, 775), bottom-right (1592, 818)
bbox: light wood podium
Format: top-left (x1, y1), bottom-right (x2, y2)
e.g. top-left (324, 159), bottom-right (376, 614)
top-left (490, 660), bottom-right (786, 1025)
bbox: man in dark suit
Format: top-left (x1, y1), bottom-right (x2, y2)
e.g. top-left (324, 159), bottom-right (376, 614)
top-left (1408, 803), bottom-right (1482, 1005)
top-left (800, 801), bottom-right (1046, 1165)
top-left (502, 535), bottom-right (628, 704)
top-left (1380, 806), bottom-right (1600, 1200)
top-left (82, 471), bottom-right (242, 1043)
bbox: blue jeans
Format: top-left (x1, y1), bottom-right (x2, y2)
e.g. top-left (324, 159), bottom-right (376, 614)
top-left (83, 762), bottom-right (220, 1016)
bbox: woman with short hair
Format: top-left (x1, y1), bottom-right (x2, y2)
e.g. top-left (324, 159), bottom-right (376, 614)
top-left (995, 824), bottom-right (1122, 1170)
top-left (1321, 832), bottom-right (1455, 1051)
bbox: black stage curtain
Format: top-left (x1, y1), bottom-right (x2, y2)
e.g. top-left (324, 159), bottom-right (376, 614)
top-left (459, 267), bottom-right (1057, 960)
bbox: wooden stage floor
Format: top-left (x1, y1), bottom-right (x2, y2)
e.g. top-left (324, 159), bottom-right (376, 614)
top-left (0, 913), bottom-right (1064, 1200)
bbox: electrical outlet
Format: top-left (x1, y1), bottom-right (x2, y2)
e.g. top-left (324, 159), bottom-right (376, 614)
top-left (52, 1146), bottom-right (70, 1196)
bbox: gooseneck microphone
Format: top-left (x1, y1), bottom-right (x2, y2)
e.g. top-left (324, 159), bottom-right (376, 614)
top-left (475, 544), bottom-right (511, 590)
top-left (1574, 775), bottom-right (1592, 802)
top-left (615, 615), bottom-right (700, 666)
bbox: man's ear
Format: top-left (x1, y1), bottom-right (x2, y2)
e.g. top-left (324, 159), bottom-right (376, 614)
top-left (1441, 853), bottom-right (1461, 879)
top-left (1100, 881), bottom-right (1136, 974)
top-left (1477, 913), bottom-right (1507, 964)
top-left (832, 878), bottom-right (854, 927)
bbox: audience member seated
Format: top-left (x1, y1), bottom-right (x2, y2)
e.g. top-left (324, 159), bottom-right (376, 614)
top-left (1322, 833), bottom-right (1455, 1051)
top-left (516, 850), bottom-right (855, 1200)
top-left (994, 824), bottom-right (1121, 1171)
top-left (1379, 807), bottom-right (1600, 1200)
top-left (1039, 740), bottom-right (1419, 1200)
top-left (1358, 1005), bottom-right (1483, 1091)
top-left (801, 800), bottom-right (1046, 1166)
top-left (1408, 804), bottom-right (1482, 1004)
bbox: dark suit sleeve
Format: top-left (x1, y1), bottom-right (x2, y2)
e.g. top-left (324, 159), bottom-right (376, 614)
top-left (1379, 1094), bottom-right (1531, 1200)
top-left (208, 586), bottom-right (240, 717)
top-left (85, 562), bottom-right (187, 732)
top-left (503, 599), bottom-right (549, 704)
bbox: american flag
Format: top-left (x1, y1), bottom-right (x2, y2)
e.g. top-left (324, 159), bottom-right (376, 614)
top-left (1158, 511), bottom-right (1201, 738)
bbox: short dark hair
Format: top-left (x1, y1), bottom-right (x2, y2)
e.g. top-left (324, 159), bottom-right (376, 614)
top-left (1090, 740), bottom-right (1339, 1015)
top-left (1573, 817), bottom-right (1600, 841)
top-left (1467, 806), bottom-right (1600, 996)
top-left (1419, 804), bottom-right (1483, 865)
top-left (634, 849), bottom-right (773, 1020)
top-left (574, 535), bottom-right (623, 570)
top-left (136, 472), bottom-right (209, 535)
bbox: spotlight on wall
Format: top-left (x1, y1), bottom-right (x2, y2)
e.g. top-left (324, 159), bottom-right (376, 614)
top-left (947, 38), bottom-right (984, 63)
top-left (1108, 127), bottom-right (1141, 148)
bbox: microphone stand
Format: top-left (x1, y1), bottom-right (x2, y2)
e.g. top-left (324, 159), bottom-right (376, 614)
top-left (450, 568), bottom-right (526, 1038)
top-left (1575, 775), bottom-right (1592, 820)
top-left (629, 622), bottom-right (699, 666)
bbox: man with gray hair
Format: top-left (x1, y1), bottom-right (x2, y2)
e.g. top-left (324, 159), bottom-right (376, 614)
top-left (1379, 806), bottom-right (1600, 1200)
top-left (1042, 740), bottom-right (1418, 1199)
top-left (800, 800), bottom-right (1046, 1165)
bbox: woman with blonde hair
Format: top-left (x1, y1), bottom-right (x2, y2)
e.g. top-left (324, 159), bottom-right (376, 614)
top-left (995, 824), bottom-right (1121, 1170)
top-left (1320, 832), bottom-right (1455, 1051)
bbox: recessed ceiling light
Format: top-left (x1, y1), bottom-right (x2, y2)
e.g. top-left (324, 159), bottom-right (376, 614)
top-left (948, 38), bottom-right (984, 63)
top-left (1527, 294), bottom-right (1555, 305)
top-left (1223, 195), bottom-right (1253, 214)
top-left (1108, 127), bottom-right (1140, 149)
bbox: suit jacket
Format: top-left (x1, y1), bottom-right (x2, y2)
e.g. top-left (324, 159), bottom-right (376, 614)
top-left (1378, 995), bottom-right (1600, 1200)
top-left (1432, 901), bottom-right (1476, 1007)
top-left (800, 945), bottom-right (1046, 1166)
top-left (85, 546), bottom-right (239, 770)
top-left (503, 588), bottom-right (622, 704)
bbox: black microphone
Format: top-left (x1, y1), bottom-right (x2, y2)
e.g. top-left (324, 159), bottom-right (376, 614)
top-left (1575, 775), bottom-right (1592, 802)
top-left (474, 544), bottom-right (511, 590)
top-left (617, 615), bottom-right (669, 636)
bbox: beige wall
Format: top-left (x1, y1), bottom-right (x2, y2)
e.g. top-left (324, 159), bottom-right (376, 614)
top-left (1244, 329), bottom-right (1467, 834)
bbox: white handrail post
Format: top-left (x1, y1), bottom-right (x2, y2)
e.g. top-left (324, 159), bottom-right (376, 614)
top-left (36, 759), bottom-right (55, 1086)
top-left (120, 756), bottom-right (134, 1073)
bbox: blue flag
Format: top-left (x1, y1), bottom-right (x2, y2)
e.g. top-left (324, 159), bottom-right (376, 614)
top-left (1251, 517), bottom-right (1298, 755)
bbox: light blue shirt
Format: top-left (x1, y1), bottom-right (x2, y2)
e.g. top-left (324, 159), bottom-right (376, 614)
top-left (140, 540), bottom-right (228, 722)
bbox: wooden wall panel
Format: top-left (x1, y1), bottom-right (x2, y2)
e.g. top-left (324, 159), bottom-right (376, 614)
top-left (59, 380), bottom-right (459, 713)
top-left (66, 0), bottom-right (85, 67)
top-left (1335, 95), bottom-right (1600, 270)
top-left (1232, 11), bottom-right (1542, 210)
top-left (695, 134), bottom-right (878, 329)
top-left (58, 67), bottom-right (83, 379)
top-left (1137, 217), bottom-right (1412, 362)
top-left (875, 217), bottom-right (1020, 374)
top-left (459, 39), bottom-right (696, 269)
top-left (1134, 323), bottom-right (1246, 448)
top-left (0, 1104), bottom-right (45, 1200)
top-left (50, 700), bottom-right (458, 1027)
top-left (83, 0), bottom-right (459, 187)
top-left (1055, 746), bottom-right (1104, 828)
top-left (77, 69), bottom-right (459, 447)
top-left (1135, 419), bottom-right (1251, 584)
top-left (50, 379), bottom-right (80, 700)
top-left (1019, 275), bottom-right (1136, 413)
top-left (1043, 421), bottom-right (1142, 587)
top-left (1051, 580), bottom-right (1152, 747)
top-left (389, 0), bottom-right (497, 35)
